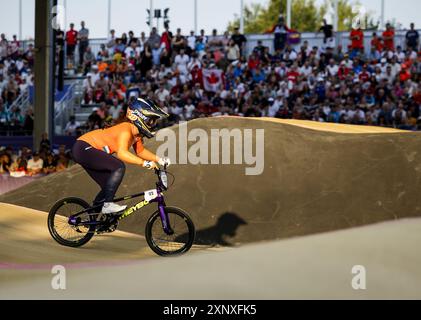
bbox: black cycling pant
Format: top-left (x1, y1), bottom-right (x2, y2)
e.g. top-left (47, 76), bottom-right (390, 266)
top-left (72, 140), bottom-right (125, 208)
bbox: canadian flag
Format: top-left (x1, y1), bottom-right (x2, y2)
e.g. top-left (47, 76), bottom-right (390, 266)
top-left (202, 69), bottom-right (224, 92)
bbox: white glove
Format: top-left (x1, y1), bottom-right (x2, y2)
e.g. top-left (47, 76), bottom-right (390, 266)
top-left (158, 157), bottom-right (171, 168)
top-left (143, 161), bottom-right (158, 170)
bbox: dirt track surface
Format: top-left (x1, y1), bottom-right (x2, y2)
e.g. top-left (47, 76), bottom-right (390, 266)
top-left (0, 203), bottom-right (158, 266)
top-left (1, 117), bottom-right (421, 246)
top-left (2, 217), bottom-right (421, 299)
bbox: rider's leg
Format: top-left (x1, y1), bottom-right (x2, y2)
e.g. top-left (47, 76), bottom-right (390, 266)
top-left (84, 164), bottom-right (127, 214)
top-left (72, 141), bottom-right (127, 214)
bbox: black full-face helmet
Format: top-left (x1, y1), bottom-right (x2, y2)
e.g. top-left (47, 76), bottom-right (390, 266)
top-left (127, 98), bottom-right (169, 139)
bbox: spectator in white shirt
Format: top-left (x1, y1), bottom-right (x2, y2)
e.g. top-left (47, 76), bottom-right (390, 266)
top-left (187, 31), bottom-right (197, 51)
top-left (27, 152), bottom-right (44, 176)
top-left (326, 59), bottom-right (339, 76)
top-left (394, 46), bottom-right (406, 62)
top-left (174, 48), bottom-right (190, 75)
top-left (300, 61), bottom-right (312, 77)
top-left (109, 99), bottom-right (122, 120)
top-left (169, 101), bottom-right (184, 120)
top-left (268, 96), bottom-right (283, 117)
top-left (184, 99), bottom-right (196, 120)
top-left (155, 86), bottom-right (170, 103)
top-left (65, 116), bottom-right (81, 136)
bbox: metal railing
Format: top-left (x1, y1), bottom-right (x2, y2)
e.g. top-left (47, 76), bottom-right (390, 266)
top-left (68, 30), bottom-right (419, 61)
top-left (18, 29), bottom-right (419, 67)
top-left (7, 87), bottom-right (30, 114)
top-left (54, 83), bottom-right (76, 135)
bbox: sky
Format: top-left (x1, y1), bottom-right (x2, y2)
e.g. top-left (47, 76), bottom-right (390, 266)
top-left (0, 0), bottom-right (420, 40)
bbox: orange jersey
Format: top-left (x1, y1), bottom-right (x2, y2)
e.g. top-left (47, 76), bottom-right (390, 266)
top-left (78, 122), bottom-right (144, 155)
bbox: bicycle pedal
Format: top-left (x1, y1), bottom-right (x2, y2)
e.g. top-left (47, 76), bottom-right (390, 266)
top-left (96, 221), bottom-right (119, 234)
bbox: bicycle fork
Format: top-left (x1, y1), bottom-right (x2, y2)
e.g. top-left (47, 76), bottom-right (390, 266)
top-left (157, 194), bottom-right (174, 235)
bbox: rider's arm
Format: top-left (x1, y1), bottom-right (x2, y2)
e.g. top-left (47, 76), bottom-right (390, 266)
top-left (116, 131), bottom-right (145, 166)
top-left (137, 148), bottom-right (160, 163)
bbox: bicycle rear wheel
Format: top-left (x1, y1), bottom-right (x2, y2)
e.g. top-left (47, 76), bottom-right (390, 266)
top-left (145, 207), bottom-right (195, 256)
top-left (47, 197), bottom-right (96, 248)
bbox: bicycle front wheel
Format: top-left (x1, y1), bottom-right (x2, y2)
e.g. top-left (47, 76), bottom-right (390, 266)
top-left (145, 207), bottom-right (195, 256)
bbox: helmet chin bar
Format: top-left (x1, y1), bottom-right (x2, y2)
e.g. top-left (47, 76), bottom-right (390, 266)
top-left (135, 122), bottom-right (154, 139)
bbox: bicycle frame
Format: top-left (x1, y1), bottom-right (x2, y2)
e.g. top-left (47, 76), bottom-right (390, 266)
top-left (68, 171), bottom-right (174, 235)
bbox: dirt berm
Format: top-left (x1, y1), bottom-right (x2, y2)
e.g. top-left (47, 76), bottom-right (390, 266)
top-left (2, 117), bottom-right (421, 246)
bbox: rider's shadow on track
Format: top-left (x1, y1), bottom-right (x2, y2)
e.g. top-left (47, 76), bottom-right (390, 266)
top-left (175, 212), bottom-right (247, 247)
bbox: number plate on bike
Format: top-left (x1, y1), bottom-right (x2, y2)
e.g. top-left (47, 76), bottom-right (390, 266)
top-left (145, 189), bottom-right (159, 202)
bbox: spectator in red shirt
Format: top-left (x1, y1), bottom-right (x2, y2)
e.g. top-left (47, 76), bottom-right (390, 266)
top-left (399, 63), bottom-right (411, 82)
top-left (350, 26), bottom-right (364, 57)
top-left (161, 24), bottom-right (173, 54)
top-left (66, 23), bottom-right (78, 66)
top-left (338, 61), bottom-right (350, 80)
top-left (287, 66), bottom-right (300, 84)
top-left (383, 23), bottom-right (395, 52)
top-left (248, 50), bottom-right (260, 70)
top-left (359, 64), bottom-right (371, 82)
top-left (371, 32), bottom-right (383, 52)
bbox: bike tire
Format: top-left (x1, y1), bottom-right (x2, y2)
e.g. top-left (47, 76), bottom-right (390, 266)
top-left (48, 197), bottom-right (96, 248)
top-left (145, 207), bottom-right (195, 256)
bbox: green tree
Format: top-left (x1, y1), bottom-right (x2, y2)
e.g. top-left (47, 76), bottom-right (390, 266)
top-left (228, 0), bottom-right (374, 34)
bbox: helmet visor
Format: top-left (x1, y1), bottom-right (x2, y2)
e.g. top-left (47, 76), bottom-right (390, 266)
top-left (145, 116), bottom-right (159, 129)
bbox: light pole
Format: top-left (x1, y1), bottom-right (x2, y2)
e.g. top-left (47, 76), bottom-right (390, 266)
top-left (286, 0), bottom-right (292, 27)
top-left (333, 0), bottom-right (338, 31)
top-left (240, 0), bottom-right (244, 33)
top-left (380, 0), bottom-right (385, 30)
top-left (149, 0), bottom-right (154, 32)
top-left (19, 0), bottom-right (22, 40)
top-left (64, 0), bottom-right (67, 31)
top-left (107, 0), bottom-right (111, 37)
top-left (194, 0), bottom-right (198, 34)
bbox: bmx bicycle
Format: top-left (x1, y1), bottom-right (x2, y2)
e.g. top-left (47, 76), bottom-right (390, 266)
top-left (47, 166), bottom-right (195, 256)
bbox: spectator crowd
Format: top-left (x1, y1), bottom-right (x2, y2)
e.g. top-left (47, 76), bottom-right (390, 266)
top-left (1, 18), bottom-right (421, 141)
top-left (65, 20), bottom-right (421, 134)
top-left (0, 133), bottom-right (72, 178)
top-left (0, 33), bottom-right (35, 135)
